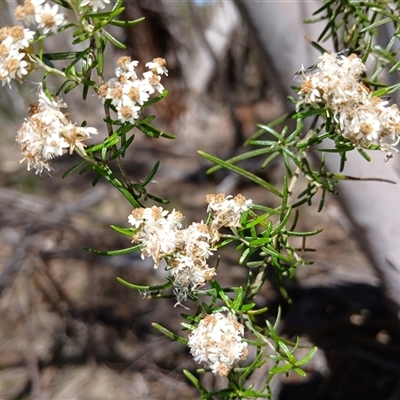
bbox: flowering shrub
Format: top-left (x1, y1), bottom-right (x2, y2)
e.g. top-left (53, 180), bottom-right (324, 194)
top-left (2, 0), bottom-right (400, 399)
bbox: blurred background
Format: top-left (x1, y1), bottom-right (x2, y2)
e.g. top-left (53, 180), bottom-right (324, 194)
top-left (1, 1), bottom-right (400, 399)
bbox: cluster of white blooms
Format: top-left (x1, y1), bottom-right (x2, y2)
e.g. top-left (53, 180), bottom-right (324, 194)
top-left (16, 87), bottom-right (98, 174)
top-left (0, 0), bottom-right (69, 87)
top-left (98, 56), bottom-right (168, 124)
top-left (15, 0), bottom-right (66, 34)
top-left (297, 53), bottom-right (400, 158)
top-left (0, 26), bottom-right (34, 87)
top-left (187, 310), bottom-right (248, 376)
top-left (128, 194), bottom-right (252, 300)
top-left (129, 206), bottom-right (184, 267)
top-left (206, 193), bottom-right (253, 231)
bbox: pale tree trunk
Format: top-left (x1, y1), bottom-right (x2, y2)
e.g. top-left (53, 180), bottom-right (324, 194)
top-left (234, 0), bottom-right (400, 312)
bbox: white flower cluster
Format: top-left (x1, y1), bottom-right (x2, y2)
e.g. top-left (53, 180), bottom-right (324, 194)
top-left (0, 26), bottom-right (34, 87)
top-left (98, 56), bottom-right (168, 124)
top-left (15, 0), bottom-right (66, 34)
top-left (16, 87), bottom-right (98, 174)
top-left (187, 310), bottom-right (248, 376)
top-left (128, 194), bottom-right (252, 301)
top-left (0, 0), bottom-right (69, 87)
top-left (206, 193), bottom-right (253, 231)
top-left (297, 53), bottom-right (400, 157)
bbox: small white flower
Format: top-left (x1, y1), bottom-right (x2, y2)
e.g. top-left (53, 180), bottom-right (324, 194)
top-left (122, 79), bottom-right (150, 106)
top-left (35, 3), bottom-right (66, 34)
top-left (0, 50), bottom-right (30, 87)
top-left (80, 0), bottom-right (111, 13)
top-left (0, 26), bottom-right (35, 50)
top-left (15, 0), bottom-right (46, 26)
top-left (145, 57), bottom-right (168, 76)
top-left (43, 131), bottom-right (69, 158)
top-left (117, 103), bottom-right (141, 124)
top-left (115, 57), bottom-right (139, 80)
top-left (188, 311), bottom-right (248, 377)
top-left (142, 71), bottom-right (165, 94)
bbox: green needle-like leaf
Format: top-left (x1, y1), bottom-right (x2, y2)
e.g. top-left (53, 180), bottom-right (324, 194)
top-left (199, 151), bottom-right (282, 198)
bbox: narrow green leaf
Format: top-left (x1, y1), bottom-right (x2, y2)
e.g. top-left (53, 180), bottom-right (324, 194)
top-left (43, 51), bottom-right (83, 60)
top-left (295, 346), bottom-right (318, 366)
top-left (92, 173), bottom-right (102, 186)
top-left (261, 151), bottom-right (280, 169)
top-left (145, 193), bottom-right (169, 204)
top-left (152, 323), bottom-right (188, 345)
top-left (249, 237), bottom-right (272, 246)
top-left (238, 247), bottom-right (252, 265)
top-left (109, 17), bottom-right (146, 27)
top-left (270, 207), bottom-right (292, 237)
top-left (284, 229), bottom-right (322, 237)
top-left (140, 161), bottom-right (160, 186)
top-left (110, 225), bottom-right (134, 236)
top-left (199, 151), bottom-right (282, 198)
top-left (142, 90), bottom-right (169, 108)
top-left (243, 212), bottom-right (271, 229)
top-left (231, 287), bottom-right (244, 312)
top-left (84, 6), bottom-right (125, 19)
top-left (137, 121), bottom-right (174, 138)
top-left (84, 245), bottom-right (140, 256)
top-left (357, 148), bottom-right (371, 162)
top-left (62, 160), bottom-right (86, 179)
top-left (102, 29), bottom-right (126, 49)
top-left (117, 277), bottom-right (173, 292)
top-left (269, 363), bottom-right (292, 375)
top-left (293, 367), bottom-right (307, 377)
top-left (183, 370), bottom-right (213, 399)
top-left (206, 147), bottom-right (275, 174)
top-left (359, 17), bottom-right (392, 32)
top-left (96, 35), bottom-right (105, 74)
top-left (72, 32), bottom-right (91, 45)
top-left (279, 341), bottom-right (296, 364)
top-left (110, 135), bottom-right (135, 159)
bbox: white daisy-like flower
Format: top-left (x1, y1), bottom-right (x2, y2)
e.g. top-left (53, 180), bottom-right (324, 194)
top-left (43, 131), bottom-right (69, 159)
top-left (122, 79), bottom-right (150, 106)
top-left (142, 71), bottom-right (165, 94)
top-left (188, 310), bottom-right (248, 377)
top-left (15, 0), bottom-right (46, 26)
top-left (0, 26), bottom-right (35, 50)
top-left (0, 50), bottom-right (30, 86)
top-left (115, 56), bottom-right (139, 80)
top-left (145, 57), bottom-right (168, 76)
top-left (117, 103), bottom-right (141, 124)
top-left (35, 2), bottom-right (66, 34)
top-left (80, 0), bottom-right (111, 13)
